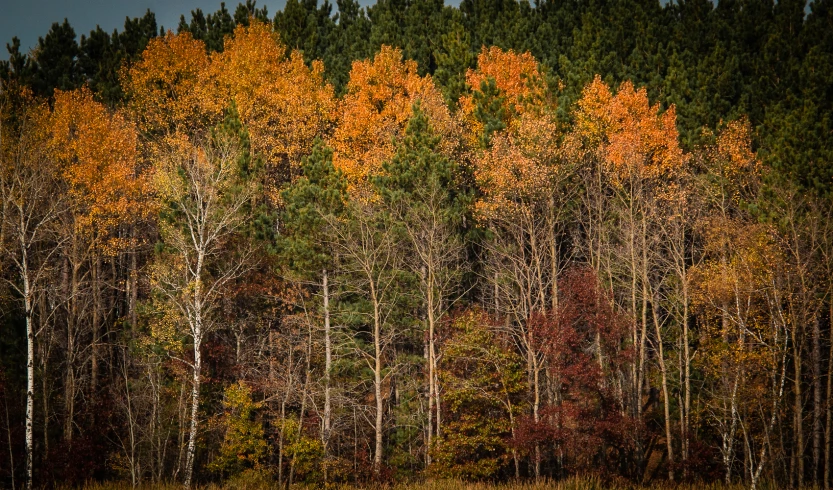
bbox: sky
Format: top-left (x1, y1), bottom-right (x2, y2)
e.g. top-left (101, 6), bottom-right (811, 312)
top-left (0, 0), bottom-right (384, 60)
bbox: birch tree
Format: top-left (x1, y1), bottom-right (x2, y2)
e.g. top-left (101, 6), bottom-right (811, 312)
top-left (150, 113), bottom-right (259, 487)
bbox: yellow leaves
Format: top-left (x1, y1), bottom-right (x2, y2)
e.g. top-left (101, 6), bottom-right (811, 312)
top-left (214, 21), bottom-right (336, 175)
top-left (572, 75), bottom-right (684, 182)
top-left (122, 31), bottom-right (222, 136)
top-left (330, 45), bottom-right (455, 195)
top-left (702, 117), bottom-right (760, 206)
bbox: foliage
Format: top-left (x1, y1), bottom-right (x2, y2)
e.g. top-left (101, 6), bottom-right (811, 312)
top-left (209, 382), bottom-right (268, 476)
top-left (432, 309), bottom-right (526, 480)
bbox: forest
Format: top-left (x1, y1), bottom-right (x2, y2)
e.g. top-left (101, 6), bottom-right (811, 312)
top-left (0, 0), bottom-right (832, 488)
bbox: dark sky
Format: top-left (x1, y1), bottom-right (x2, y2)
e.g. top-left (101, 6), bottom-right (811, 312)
top-left (0, 0), bottom-right (391, 60)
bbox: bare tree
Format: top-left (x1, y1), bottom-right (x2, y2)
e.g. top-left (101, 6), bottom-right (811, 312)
top-left (1, 103), bottom-right (67, 490)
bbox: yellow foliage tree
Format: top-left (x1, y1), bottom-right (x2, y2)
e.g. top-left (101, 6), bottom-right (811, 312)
top-left (122, 31), bottom-right (223, 137)
top-left (209, 382), bottom-right (268, 477)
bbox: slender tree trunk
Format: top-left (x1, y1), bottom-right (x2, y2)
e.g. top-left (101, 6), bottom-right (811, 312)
top-left (371, 282), bottom-right (383, 476)
top-left (652, 299), bottom-right (674, 480)
top-left (183, 331), bottom-right (201, 488)
top-left (91, 254), bottom-right (101, 392)
top-left (533, 355), bottom-right (541, 481)
top-left (825, 301), bottom-right (833, 490)
top-left (425, 265), bottom-right (434, 466)
top-left (683, 274), bottom-right (691, 468)
top-left (795, 327), bottom-right (805, 488)
top-left (814, 315), bottom-right (823, 484)
top-left (322, 269), bottom-right (332, 479)
top-left (24, 260), bottom-right (34, 490)
top-left (129, 226), bottom-right (138, 332)
top-left (65, 247), bottom-right (79, 443)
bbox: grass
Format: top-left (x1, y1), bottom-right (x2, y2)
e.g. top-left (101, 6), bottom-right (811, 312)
top-left (65, 475), bottom-right (786, 490)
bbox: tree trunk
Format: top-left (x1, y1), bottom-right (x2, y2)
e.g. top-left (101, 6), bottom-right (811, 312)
top-left (91, 254), bottom-right (101, 392)
top-left (795, 327), bottom-right (805, 488)
top-left (652, 299), bottom-right (674, 481)
top-left (372, 284), bottom-right (384, 476)
top-left (825, 301), bottom-right (833, 490)
top-left (24, 259), bottom-right (34, 490)
top-left (322, 269), bottom-right (332, 475)
top-left (814, 315), bottom-right (823, 484)
top-left (183, 332), bottom-right (201, 488)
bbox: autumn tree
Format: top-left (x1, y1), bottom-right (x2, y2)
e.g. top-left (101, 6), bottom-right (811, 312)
top-left (526, 266), bottom-right (634, 476)
top-left (122, 31), bottom-right (222, 138)
top-left (209, 381), bottom-right (267, 477)
top-left (0, 98), bottom-right (66, 490)
top-left (214, 20), bottom-right (336, 193)
top-left (374, 104), bottom-right (469, 467)
top-left (570, 75), bottom-right (685, 479)
top-left (48, 87), bottom-right (149, 440)
top-left (149, 109), bottom-right (260, 487)
top-left (329, 45), bottom-right (457, 195)
top-left (467, 47), bottom-right (568, 479)
top-left (432, 309), bottom-right (526, 480)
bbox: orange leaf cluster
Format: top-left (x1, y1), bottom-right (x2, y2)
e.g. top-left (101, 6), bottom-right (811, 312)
top-left (474, 112), bottom-right (561, 220)
top-left (50, 88), bottom-right (151, 252)
top-left (122, 31), bottom-right (223, 136)
top-left (329, 45), bottom-right (455, 194)
top-left (573, 75), bottom-right (684, 181)
top-left (214, 21), bottom-right (336, 172)
top-left (460, 47), bottom-right (548, 137)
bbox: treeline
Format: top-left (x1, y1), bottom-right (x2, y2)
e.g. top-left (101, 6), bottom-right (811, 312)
top-left (0, 0), bottom-right (832, 488)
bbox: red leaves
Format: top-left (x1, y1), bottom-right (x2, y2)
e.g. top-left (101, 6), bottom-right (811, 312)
top-left (518, 267), bottom-right (636, 473)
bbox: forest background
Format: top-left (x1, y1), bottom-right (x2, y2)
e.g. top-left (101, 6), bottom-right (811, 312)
top-left (1, 0), bottom-right (832, 488)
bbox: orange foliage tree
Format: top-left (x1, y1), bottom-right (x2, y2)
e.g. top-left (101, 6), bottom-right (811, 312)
top-left (459, 47), bottom-right (550, 145)
top-left (49, 87), bottom-right (152, 434)
top-left (213, 21), bottom-right (336, 186)
top-left (50, 87), bottom-right (151, 251)
top-left (121, 31), bottom-right (223, 137)
top-left (568, 75), bottom-right (686, 477)
top-left (329, 45), bottom-right (457, 194)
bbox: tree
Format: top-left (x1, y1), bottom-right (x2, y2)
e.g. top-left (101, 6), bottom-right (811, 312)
top-left (432, 308), bottom-right (526, 480)
top-left (280, 139), bottom-right (347, 473)
top-left (329, 45), bottom-right (456, 195)
top-left (327, 191), bottom-right (404, 476)
top-left (149, 111), bottom-right (260, 487)
top-left (375, 104), bottom-right (469, 467)
top-left (48, 87), bottom-right (149, 433)
top-left (214, 20), bottom-right (337, 186)
top-left (0, 98), bottom-right (67, 489)
top-left (209, 381), bottom-right (267, 477)
top-left (122, 31), bottom-right (221, 137)
top-left (526, 266), bottom-right (634, 476)
top-left (570, 75), bottom-right (685, 479)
